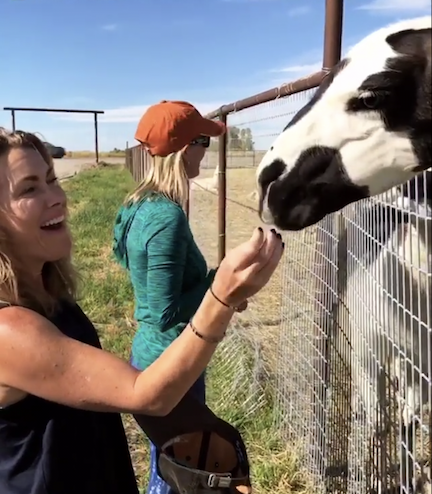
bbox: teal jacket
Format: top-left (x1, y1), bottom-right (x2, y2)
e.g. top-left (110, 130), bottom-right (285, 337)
top-left (113, 194), bottom-right (216, 370)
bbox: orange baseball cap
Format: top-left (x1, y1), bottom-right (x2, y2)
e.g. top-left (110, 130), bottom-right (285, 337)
top-left (134, 100), bottom-right (226, 156)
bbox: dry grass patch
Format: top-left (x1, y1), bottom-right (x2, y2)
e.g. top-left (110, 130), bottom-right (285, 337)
top-left (189, 168), bottom-right (317, 373)
top-left (67, 150), bottom-right (126, 159)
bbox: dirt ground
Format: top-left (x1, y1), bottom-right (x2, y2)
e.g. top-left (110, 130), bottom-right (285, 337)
top-left (188, 167), bottom-right (318, 376)
top-left (54, 157), bottom-right (125, 179)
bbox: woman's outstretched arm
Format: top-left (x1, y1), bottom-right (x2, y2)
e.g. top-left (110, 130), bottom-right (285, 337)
top-left (0, 228), bottom-right (283, 416)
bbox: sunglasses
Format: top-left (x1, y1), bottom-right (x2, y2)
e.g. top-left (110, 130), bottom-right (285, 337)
top-left (190, 135), bottom-right (210, 148)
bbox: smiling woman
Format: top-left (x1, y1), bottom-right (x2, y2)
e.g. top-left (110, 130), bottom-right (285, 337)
top-left (0, 127), bottom-right (283, 494)
top-left (0, 129), bottom-right (75, 315)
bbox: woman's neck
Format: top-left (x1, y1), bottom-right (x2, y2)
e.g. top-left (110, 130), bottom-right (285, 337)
top-left (25, 263), bottom-right (45, 292)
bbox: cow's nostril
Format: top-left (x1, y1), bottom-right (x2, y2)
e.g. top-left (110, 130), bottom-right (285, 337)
top-left (258, 159), bottom-right (286, 195)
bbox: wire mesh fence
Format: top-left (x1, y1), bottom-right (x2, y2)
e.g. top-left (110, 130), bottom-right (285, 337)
top-left (341, 172), bottom-right (431, 493)
top-left (202, 89), bottom-right (340, 492)
top-left (195, 87), bottom-right (431, 492)
top-left (124, 84), bottom-right (431, 494)
top-left (221, 89), bottom-right (319, 392)
top-left (188, 170), bottom-right (220, 268)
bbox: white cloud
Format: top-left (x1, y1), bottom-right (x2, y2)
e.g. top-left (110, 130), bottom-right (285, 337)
top-left (274, 62), bottom-right (321, 75)
top-left (288, 6), bottom-right (312, 17)
top-left (51, 101), bottom-right (226, 123)
top-left (269, 44), bottom-right (324, 78)
top-left (270, 37), bottom-right (363, 78)
top-left (53, 105), bottom-right (149, 123)
top-left (47, 49), bottom-right (322, 150)
top-left (101, 23), bottom-right (118, 31)
top-left (43, 96), bottom-right (316, 151)
top-left (358, 0), bottom-right (431, 12)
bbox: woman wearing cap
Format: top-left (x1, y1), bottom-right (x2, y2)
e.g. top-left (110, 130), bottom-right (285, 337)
top-left (113, 100), bottom-right (243, 493)
top-left (0, 127), bottom-right (283, 494)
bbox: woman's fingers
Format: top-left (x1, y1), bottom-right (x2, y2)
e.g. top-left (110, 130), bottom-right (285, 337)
top-left (257, 235), bottom-right (284, 277)
top-left (244, 229), bottom-right (281, 272)
top-left (213, 227), bottom-right (284, 306)
top-left (258, 229), bottom-right (280, 262)
top-left (242, 229), bottom-right (283, 283)
top-left (235, 227), bottom-right (266, 269)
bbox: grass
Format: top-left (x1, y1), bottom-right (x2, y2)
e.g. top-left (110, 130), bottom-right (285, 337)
top-left (62, 165), bottom-right (315, 493)
top-left (67, 150), bottom-right (126, 159)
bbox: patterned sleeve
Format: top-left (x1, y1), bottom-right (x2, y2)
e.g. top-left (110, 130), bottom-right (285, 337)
top-left (144, 205), bottom-right (213, 330)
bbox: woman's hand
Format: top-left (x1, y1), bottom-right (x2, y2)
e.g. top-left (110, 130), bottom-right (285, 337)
top-left (211, 227), bottom-right (283, 307)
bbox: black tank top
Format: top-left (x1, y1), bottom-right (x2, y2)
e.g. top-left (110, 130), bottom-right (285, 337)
top-left (0, 301), bottom-right (139, 494)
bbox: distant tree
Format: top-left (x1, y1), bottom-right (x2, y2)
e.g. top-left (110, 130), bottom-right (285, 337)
top-left (207, 126), bottom-right (255, 152)
top-left (228, 126), bottom-right (254, 151)
top-left (239, 127), bottom-right (254, 152)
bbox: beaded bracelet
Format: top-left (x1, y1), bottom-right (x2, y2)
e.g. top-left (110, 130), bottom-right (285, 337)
top-left (209, 285), bottom-right (242, 312)
top-left (189, 319), bottom-right (226, 344)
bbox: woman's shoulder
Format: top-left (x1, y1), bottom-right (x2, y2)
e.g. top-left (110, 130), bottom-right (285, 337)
top-left (140, 194), bottom-right (184, 214)
top-left (134, 195), bottom-right (187, 229)
top-left (0, 305), bottom-right (55, 356)
top-left (0, 301), bottom-right (98, 345)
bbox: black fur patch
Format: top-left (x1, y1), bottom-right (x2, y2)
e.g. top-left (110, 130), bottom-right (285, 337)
top-left (265, 148), bottom-right (368, 231)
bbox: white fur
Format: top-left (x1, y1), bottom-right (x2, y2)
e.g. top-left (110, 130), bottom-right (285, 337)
top-left (256, 16), bottom-right (431, 200)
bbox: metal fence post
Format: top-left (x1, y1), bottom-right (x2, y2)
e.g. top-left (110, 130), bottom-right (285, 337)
top-left (310, 0), bottom-right (344, 483)
top-left (218, 112), bottom-right (228, 263)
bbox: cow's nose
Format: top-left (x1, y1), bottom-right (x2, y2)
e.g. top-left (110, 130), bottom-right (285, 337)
top-left (258, 185), bottom-right (275, 225)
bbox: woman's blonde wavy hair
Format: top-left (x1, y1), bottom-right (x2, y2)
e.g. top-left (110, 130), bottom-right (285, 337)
top-left (0, 128), bottom-right (77, 315)
top-left (124, 150), bottom-right (189, 207)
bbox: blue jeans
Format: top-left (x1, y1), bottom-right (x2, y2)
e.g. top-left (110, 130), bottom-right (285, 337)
top-left (130, 355), bottom-right (206, 494)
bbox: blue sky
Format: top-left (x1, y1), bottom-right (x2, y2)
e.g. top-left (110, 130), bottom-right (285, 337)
top-left (0, 0), bottom-right (430, 151)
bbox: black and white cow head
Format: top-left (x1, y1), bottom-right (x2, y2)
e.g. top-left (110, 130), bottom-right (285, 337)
top-left (256, 16), bottom-right (431, 231)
